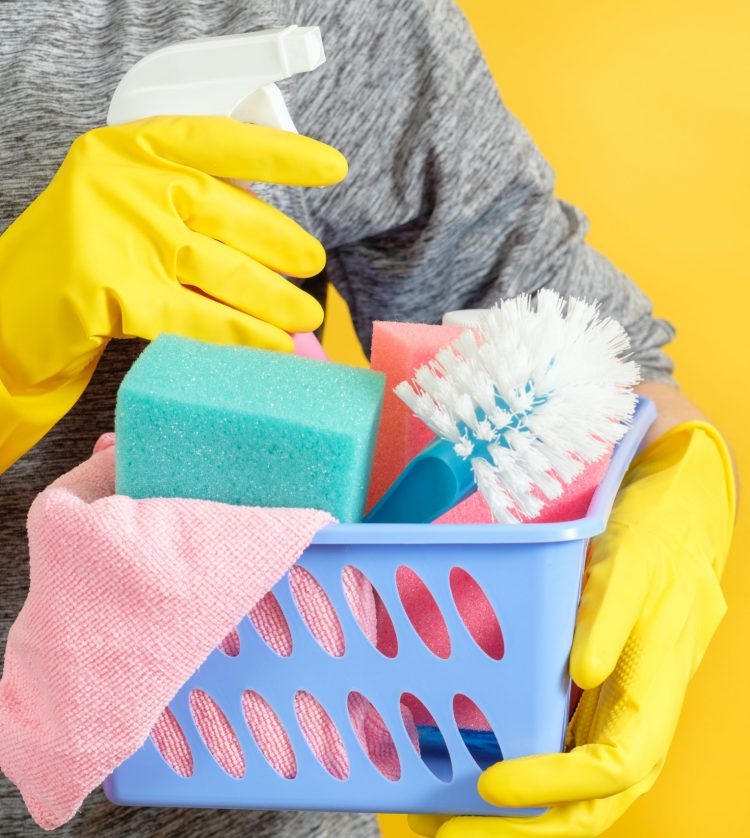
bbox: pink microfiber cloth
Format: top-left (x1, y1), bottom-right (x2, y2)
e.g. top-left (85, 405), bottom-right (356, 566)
top-left (0, 435), bottom-right (336, 830)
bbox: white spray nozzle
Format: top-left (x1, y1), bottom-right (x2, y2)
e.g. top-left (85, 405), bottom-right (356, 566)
top-left (107, 26), bottom-right (325, 132)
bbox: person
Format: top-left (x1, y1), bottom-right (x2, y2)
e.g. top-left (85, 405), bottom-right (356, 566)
top-left (0, 1), bottom-right (735, 836)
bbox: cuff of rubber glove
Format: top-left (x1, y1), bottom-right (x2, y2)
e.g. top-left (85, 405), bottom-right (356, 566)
top-left (631, 420), bottom-right (737, 520)
top-left (0, 383), bottom-right (50, 475)
top-left (0, 364), bottom-right (97, 475)
top-left (628, 419), bottom-right (737, 583)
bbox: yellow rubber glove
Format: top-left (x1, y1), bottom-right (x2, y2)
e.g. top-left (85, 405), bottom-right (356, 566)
top-left (411, 420), bottom-right (736, 838)
top-left (0, 116), bottom-right (347, 474)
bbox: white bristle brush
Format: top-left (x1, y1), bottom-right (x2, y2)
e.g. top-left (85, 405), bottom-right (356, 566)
top-left (365, 290), bottom-right (641, 524)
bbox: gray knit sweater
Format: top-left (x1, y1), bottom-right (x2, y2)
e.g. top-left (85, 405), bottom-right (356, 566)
top-left (0, 0), bottom-right (675, 835)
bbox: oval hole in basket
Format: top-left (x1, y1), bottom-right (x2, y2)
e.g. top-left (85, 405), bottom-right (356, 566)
top-left (189, 689), bottom-right (245, 778)
top-left (242, 690), bottom-right (297, 779)
top-left (248, 592), bottom-right (292, 656)
top-left (452, 694), bottom-right (504, 770)
top-left (289, 566), bottom-right (345, 656)
top-left (399, 693), bottom-right (452, 782)
top-left (294, 690), bottom-right (349, 779)
top-left (347, 691), bottom-right (401, 781)
top-left (218, 626), bottom-right (240, 657)
top-left (449, 567), bottom-right (504, 660)
top-left (150, 706), bottom-right (194, 777)
top-left (342, 566), bottom-right (398, 657)
top-left (395, 566), bottom-right (451, 659)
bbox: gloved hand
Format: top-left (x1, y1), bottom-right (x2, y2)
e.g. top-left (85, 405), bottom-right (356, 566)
top-left (0, 115), bottom-right (347, 473)
top-left (410, 420), bottom-right (736, 838)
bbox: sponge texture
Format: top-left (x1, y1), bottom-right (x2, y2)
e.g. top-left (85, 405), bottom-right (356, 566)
top-left (115, 335), bottom-right (385, 523)
top-left (368, 322), bottom-right (465, 512)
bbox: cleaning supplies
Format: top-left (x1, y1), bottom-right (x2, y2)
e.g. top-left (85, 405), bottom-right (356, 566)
top-left (113, 331), bottom-right (405, 795)
top-left (151, 568), bottom-right (407, 784)
top-left (367, 321), bottom-right (471, 513)
top-left (107, 27), bottom-right (325, 132)
top-left (104, 397), bottom-right (656, 817)
top-left (439, 306), bottom-right (611, 525)
top-left (367, 308), bottom-right (619, 737)
top-left (368, 319), bottom-right (612, 525)
top-left (0, 24), bottom-right (346, 476)
top-left (366, 291), bottom-right (641, 524)
top-left (411, 421), bottom-right (735, 837)
top-left (115, 334), bottom-right (385, 522)
top-left (0, 435), bottom-right (333, 830)
top-left (107, 26), bottom-right (336, 374)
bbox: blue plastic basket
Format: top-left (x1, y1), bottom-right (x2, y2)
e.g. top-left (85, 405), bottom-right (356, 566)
top-left (103, 397), bottom-right (655, 816)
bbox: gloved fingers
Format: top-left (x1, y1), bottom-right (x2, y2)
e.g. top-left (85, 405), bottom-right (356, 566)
top-left (571, 586), bottom-right (701, 751)
top-left (176, 234), bottom-right (324, 333)
top-left (429, 763), bottom-right (661, 837)
top-left (155, 285), bottom-right (295, 352)
top-left (572, 528), bottom-right (695, 693)
top-left (135, 116), bottom-right (348, 186)
top-left (476, 745), bottom-right (638, 808)
top-left (175, 176), bottom-right (327, 278)
top-left (570, 523), bottom-right (649, 689)
top-left (481, 619), bottom-right (695, 809)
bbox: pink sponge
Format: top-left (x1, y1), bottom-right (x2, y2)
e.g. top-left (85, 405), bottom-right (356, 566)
top-left (437, 452), bottom-right (610, 524)
top-left (367, 322), bottom-right (465, 512)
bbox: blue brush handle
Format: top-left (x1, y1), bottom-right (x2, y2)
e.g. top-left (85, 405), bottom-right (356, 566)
top-left (364, 437), bottom-right (476, 523)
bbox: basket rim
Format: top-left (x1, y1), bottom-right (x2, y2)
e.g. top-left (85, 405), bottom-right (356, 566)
top-left (312, 397), bottom-right (656, 546)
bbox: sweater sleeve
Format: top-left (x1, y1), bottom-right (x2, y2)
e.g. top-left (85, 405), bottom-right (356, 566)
top-left (289, 0), bottom-right (676, 384)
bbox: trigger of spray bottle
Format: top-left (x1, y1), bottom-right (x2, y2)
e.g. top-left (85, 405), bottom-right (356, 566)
top-left (106, 25), bottom-right (326, 132)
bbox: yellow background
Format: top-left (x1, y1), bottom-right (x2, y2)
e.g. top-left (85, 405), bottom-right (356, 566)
top-left (322, 1), bottom-right (750, 835)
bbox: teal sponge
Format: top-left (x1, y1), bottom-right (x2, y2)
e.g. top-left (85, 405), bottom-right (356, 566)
top-left (115, 335), bottom-right (385, 523)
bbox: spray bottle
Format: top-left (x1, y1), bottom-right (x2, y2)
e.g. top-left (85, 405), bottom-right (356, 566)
top-left (108, 26), bottom-right (330, 360)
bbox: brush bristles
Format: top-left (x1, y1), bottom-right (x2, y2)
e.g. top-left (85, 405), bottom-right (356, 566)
top-left (395, 290), bottom-right (641, 523)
